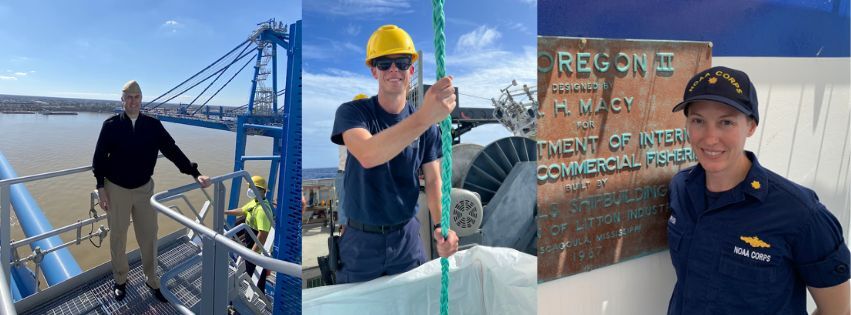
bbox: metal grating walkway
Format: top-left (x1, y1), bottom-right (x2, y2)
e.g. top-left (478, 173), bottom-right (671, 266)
top-left (162, 254), bottom-right (272, 315)
top-left (22, 237), bottom-right (199, 315)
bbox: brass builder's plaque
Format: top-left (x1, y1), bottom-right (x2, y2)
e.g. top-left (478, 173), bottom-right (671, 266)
top-left (537, 37), bottom-right (711, 282)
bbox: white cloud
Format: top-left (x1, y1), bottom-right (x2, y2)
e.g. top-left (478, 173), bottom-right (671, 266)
top-left (14, 72), bottom-right (27, 76)
top-left (456, 25), bottom-right (501, 53)
top-left (345, 24), bottom-right (361, 36)
top-left (303, 44), bottom-right (333, 60)
top-left (160, 20), bottom-right (184, 34)
top-left (342, 42), bottom-right (362, 54)
top-left (305, 0), bottom-right (413, 16)
top-left (507, 22), bottom-right (529, 33)
top-left (0, 76), bottom-right (17, 80)
top-left (445, 46), bottom-right (536, 108)
top-left (304, 40), bottom-right (363, 61)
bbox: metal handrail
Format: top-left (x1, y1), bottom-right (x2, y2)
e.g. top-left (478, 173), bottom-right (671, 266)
top-left (10, 216), bottom-right (107, 251)
top-left (152, 170), bottom-right (298, 315)
top-left (150, 170), bottom-right (299, 276)
top-left (1, 164), bottom-right (96, 303)
top-left (0, 263), bottom-right (16, 315)
top-left (224, 223), bottom-right (270, 257)
top-left (0, 165), bottom-right (92, 187)
top-left (1, 156), bottom-right (165, 300)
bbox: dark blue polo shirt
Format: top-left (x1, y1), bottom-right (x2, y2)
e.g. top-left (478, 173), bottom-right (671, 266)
top-left (667, 151), bottom-right (850, 314)
top-left (331, 96), bottom-right (442, 226)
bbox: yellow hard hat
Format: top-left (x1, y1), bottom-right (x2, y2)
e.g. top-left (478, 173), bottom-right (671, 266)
top-left (365, 25), bottom-right (418, 67)
top-left (250, 176), bottom-right (267, 191)
top-left (353, 93), bottom-right (369, 100)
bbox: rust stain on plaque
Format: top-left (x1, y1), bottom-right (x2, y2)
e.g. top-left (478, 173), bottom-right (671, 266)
top-left (536, 37), bottom-right (711, 282)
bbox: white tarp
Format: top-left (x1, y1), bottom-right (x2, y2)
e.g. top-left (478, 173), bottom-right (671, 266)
top-left (303, 246), bottom-right (537, 315)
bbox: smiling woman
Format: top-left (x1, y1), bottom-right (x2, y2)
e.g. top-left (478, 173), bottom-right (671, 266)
top-left (666, 66), bottom-right (850, 315)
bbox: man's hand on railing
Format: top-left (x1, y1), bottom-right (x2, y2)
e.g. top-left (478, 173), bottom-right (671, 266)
top-left (195, 175), bottom-right (212, 188)
top-left (97, 188), bottom-right (110, 212)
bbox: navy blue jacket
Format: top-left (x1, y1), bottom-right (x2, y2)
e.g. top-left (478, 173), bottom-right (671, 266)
top-left (93, 112), bottom-right (200, 189)
top-left (667, 152), bottom-right (850, 314)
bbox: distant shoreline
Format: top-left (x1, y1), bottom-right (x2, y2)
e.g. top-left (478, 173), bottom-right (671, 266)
top-left (0, 93), bottom-right (240, 114)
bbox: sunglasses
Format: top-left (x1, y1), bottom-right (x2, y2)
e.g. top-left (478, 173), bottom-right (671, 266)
top-left (373, 57), bottom-right (412, 71)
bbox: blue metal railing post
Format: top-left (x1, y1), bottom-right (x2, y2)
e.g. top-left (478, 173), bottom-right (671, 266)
top-left (272, 19), bottom-right (301, 315)
top-left (267, 136), bottom-right (281, 201)
top-left (227, 116), bottom-right (249, 226)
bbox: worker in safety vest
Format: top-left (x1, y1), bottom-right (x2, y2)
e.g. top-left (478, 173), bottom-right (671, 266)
top-left (225, 175), bottom-right (273, 293)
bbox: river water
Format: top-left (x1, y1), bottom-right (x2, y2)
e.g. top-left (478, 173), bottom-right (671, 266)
top-left (0, 112), bottom-right (274, 272)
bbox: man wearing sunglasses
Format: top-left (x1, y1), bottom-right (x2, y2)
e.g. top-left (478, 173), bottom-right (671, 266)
top-left (330, 24), bottom-right (460, 284)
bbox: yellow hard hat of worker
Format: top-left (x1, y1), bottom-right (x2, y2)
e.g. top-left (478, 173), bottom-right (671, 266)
top-left (250, 176), bottom-right (267, 190)
top-left (364, 25), bottom-right (418, 67)
top-left (353, 93), bottom-right (369, 100)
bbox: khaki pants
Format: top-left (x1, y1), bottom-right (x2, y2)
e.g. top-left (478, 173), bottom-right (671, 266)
top-left (105, 179), bottom-right (160, 288)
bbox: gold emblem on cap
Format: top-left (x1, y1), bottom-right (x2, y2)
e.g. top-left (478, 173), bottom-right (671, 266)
top-left (708, 77), bottom-right (718, 84)
top-left (751, 180), bottom-right (761, 190)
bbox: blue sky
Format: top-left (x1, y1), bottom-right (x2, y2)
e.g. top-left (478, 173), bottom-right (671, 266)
top-left (0, 0), bottom-right (301, 106)
top-left (303, 0), bottom-right (537, 168)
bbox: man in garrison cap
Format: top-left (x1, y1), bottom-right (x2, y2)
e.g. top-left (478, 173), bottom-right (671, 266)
top-left (93, 80), bottom-right (213, 302)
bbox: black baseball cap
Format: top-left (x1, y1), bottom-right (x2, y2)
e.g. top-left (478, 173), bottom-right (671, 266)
top-left (672, 66), bottom-right (759, 124)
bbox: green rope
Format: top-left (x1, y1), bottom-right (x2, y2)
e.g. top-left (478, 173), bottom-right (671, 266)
top-left (431, 1), bottom-right (451, 314)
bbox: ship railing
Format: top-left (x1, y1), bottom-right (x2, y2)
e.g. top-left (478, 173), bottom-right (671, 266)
top-left (1, 164), bottom-right (96, 303)
top-left (8, 208), bottom-right (108, 292)
top-left (0, 263), bottom-right (16, 315)
top-left (150, 169), bottom-right (300, 315)
top-left (0, 156), bottom-right (167, 300)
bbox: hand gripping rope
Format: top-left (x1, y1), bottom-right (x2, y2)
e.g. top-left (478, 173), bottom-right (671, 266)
top-left (432, 1), bottom-right (451, 314)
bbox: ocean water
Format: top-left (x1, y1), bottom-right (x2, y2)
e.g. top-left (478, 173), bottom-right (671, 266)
top-left (303, 167), bottom-right (336, 180)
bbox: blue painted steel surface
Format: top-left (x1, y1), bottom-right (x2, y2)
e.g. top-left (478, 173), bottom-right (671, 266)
top-left (10, 265), bottom-right (35, 298)
top-left (9, 272), bottom-right (21, 301)
top-left (154, 115), bottom-right (231, 131)
top-left (0, 153), bottom-right (82, 296)
top-left (272, 19), bottom-right (301, 315)
top-left (538, 0), bottom-right (850, 57)
top-left (228, 115), bottom-right (249, 227)
top-left (267, 137), bottom-right (281, 201)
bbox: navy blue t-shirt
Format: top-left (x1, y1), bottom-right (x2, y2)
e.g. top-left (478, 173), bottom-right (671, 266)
top-left (667, 151), bottom-right (850, 314)
top-left (331, 96), bottom-right (442, 226)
